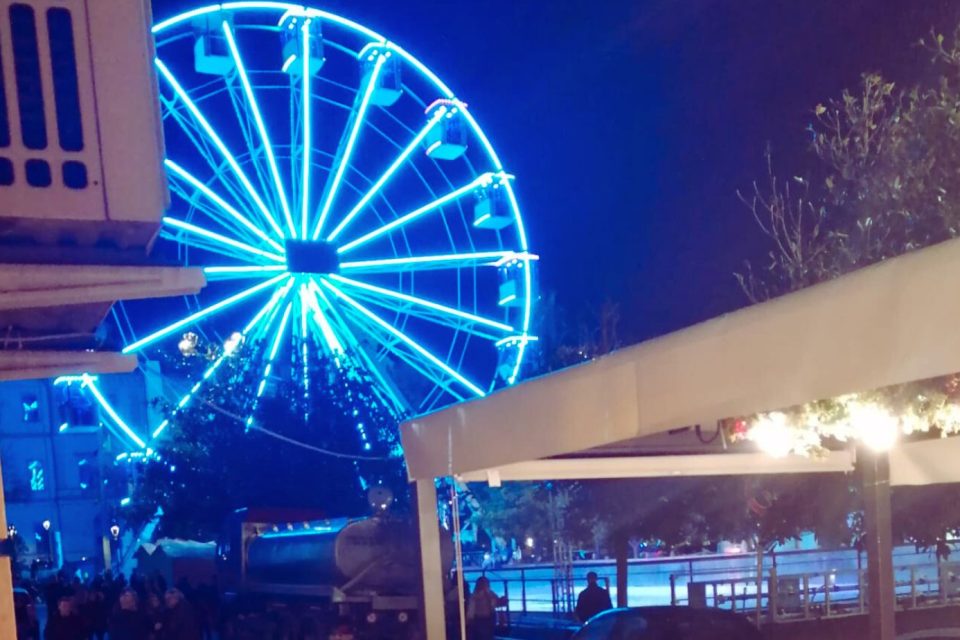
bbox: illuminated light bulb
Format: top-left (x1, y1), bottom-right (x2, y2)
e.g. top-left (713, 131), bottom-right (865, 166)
top-left (748, 412), bottom-right (795, 458)
top-left (223, 331), bottom-right (244, 356)
top-left (935, 403), bottom-right (960, 436)
top-left (848, 401), bottom-right (899, 452)
top-left (525, 536), bottom-right (535, 549)
top-left (900, 408), bottom-right (927, 436)
top-left (178, 332), bottom-right (199, 357)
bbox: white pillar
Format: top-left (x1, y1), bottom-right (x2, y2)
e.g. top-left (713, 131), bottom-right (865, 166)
top-left (0, 456), bottom-right (18, 639)
top-left (416, 479), bottom-right (447, 640)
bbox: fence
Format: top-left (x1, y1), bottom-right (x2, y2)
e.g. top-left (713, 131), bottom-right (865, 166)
top-left (462, 546), bottom-right (960, 625)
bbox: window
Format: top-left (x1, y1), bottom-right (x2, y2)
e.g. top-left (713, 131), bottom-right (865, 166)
top-left (21, 394), bottom-right (39, 422)
top-left (9, 4), bottom-right (47, 150)
top-left (59, 383), bottom-right (96, 427)
top-left (27, 461), bottom-right (44, 492)
top-left (76, 456), bottom-right (96, 492)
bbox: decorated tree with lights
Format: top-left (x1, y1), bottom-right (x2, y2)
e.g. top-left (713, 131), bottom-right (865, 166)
top-left (736, 24), bottom-right (960, 552)
top-left (123, 339), bottom-right (406, 540)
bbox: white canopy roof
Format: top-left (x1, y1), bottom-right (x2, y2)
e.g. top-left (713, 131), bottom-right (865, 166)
top-left (401, 237), bottom-right (960, 481)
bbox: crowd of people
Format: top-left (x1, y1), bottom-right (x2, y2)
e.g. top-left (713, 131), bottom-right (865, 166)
top-left (17, 570), bottom-right (215, 640)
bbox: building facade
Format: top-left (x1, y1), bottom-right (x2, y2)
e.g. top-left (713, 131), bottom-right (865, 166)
top-left (0, 370), bottom-right (153, 574)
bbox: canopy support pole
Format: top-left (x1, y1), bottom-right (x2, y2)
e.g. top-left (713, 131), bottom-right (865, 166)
top-left (861, 447), bottom-right (895, 640)
top-left (415, 479), bottom-right (447, 640)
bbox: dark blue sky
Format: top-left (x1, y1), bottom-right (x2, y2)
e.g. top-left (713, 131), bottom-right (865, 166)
top-left (153, 0), bottom-right (959, 344)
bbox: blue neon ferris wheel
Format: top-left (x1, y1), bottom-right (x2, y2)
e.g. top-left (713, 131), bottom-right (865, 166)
top-left (115, 2), bottom-right (536, 442)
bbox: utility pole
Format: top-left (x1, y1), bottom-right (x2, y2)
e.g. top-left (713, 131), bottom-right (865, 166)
top-left (860, 446), bottom-right (896, 640)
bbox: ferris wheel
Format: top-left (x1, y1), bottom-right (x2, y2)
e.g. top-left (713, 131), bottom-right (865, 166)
top-left (113, 2), bottom-right (536, 443)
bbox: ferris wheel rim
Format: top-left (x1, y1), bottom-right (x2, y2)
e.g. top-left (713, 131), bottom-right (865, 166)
top-left (98, 2), bottom-right (538, 450)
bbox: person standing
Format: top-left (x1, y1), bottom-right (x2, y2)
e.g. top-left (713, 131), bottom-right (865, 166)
top-left (466, 576), bottom-right (499, 640)
top-left (157, 588), bottom-right (202, 640)
top-left (575, 571), bottom-right (613, 623)
top-left (43, 597), bottom-right (85, 640)
top-left (108, 589), bottom-right (151, 640)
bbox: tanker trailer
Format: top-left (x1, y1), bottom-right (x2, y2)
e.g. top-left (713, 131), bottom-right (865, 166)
top-left (217, 507), bottom-right (449, 639)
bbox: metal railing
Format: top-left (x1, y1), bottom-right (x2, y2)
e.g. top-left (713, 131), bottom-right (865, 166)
top-left (462, 553), bottom-right (960, 625)
top-left (669, 561), bottom-right (960, 623)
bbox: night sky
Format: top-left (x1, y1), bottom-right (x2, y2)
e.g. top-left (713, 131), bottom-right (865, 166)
top-left (152, 0), bottom-right (960, 344)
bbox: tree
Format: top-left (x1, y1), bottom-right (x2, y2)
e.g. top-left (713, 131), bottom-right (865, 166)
top-left (125, 347), bottom-right (405, 540)
top-left (737, 23), bottom-right (960, 551)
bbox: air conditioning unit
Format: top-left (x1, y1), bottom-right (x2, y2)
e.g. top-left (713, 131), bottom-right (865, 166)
top-left (0, 0), bottom-right (167, 249)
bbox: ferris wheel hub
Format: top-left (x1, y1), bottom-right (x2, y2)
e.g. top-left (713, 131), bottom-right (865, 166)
top-left (284, 239), bottom-right (340, 275)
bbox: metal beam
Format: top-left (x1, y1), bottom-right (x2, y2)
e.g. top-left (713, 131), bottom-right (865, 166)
top-left (0, 264), bottom-right (205, 311)
top-left (456, 451), bottom-right (855, 484)
top-left (0, 350), bottom-right (136, 381)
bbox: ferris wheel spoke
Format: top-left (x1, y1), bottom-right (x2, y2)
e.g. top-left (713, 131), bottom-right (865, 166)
top-left (310, 54), bottom-right (387, 241)
top-left (326, 105), bottom-right (448, 243)
top-left (336, 173), bottom-right (502, 255)
top-left (298, 21), bottom-right (314, 240)
top-left (244, 298), bottom-right (295, 428)
top-left (327, 274), bottom-right (513, 339)
top-left (309, 280), bottom-right (409, 414)
top-left (163, 217), bottom-right (286, 263)
top-left (326, 289), bottom-right (467, 406)
top-left (300, 283), bottom-right (344, 355)
top-left (166, 159), bottom-right (285, 254)
top-left (122, 273), bottom-right (289, 354)
top-left (338, 251), bottom-right (537, 274)
top-left (221, 22), bottom-right (297, 239)
top-left (319, 279), bottom-right (485, 398)
top-left (155, 57), bottom-right (287, 241)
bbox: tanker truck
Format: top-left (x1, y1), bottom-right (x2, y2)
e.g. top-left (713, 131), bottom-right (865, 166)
top-left (216, 506), bottom-right (451, 639)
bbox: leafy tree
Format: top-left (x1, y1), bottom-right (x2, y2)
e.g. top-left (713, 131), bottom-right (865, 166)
top-left (738, 23), bottom-right (960, 552)
top-left (125, 346), bottom-right (405, 540)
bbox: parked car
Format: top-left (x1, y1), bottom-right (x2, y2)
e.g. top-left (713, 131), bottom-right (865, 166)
top-left (571, 606), bottom-right (763, 640)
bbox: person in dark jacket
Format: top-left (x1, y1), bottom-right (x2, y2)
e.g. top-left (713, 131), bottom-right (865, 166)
top-left (158, 588), bottom-right (202, 640)
top-left (575, 572), bottom-right (613, 623)
top-left (44, 596), bottom-right (85, 640)
top-left (108, 589), bottom-right (151, 640)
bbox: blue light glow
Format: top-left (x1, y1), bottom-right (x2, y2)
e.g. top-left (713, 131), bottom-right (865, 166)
top-left (300, 21), bottom-right (313, 240)
top-left (339, 251), bottom-right (520, 273)
top-left (473, 213), bottom-right (492, 227)
top-left (148, 2), bottom-right (535, 426)
top-left (123, 274), bottom-right (287, 354)
top-left (155, 58), bottom-right (286, 240)
top-left (120, 497), bottom-right (131, 507)
top-left (162, 216), bottom-right (286, 263)
top-left (319, 280), bottom-right (485, 397)
top-left (150, 280), bottom-right (293, 440)
top-left (301, 284), bottom-right (344, 354)
top-left (312, 54), bottom-right (387, 240)
top-left (222, 22), bottom-right (297, 238)
top-left (337, 173), bottom-right (499, 254)
top-left (165, 159), bottom-right (284, 253)
top-left (82, 375), bottom-right (147, 449)
top-left (329, 274), bottom-right (513, 333)
top-left (326, 106), bottom-right (447, 242)
top-left (203, 264), bottom-right (286, 276)
top-left (58, 422), bottom-right (68, 433)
